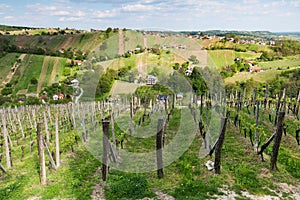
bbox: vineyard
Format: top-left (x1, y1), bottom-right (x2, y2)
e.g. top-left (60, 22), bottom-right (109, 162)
top-left (0, 27), bottom-right (300, 200)
top-left (0, 82), bottom-right (299, 199)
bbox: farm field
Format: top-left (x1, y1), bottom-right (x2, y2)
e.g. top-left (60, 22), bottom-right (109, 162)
top-left (7, 55), bottom-right (68, 95)
top-left (235, 51), bottom-right (261, 60)
top-left (207, 50), bottom-right (235, 68)
top-left (12, 54), bottom-right (44, 94)
top-left (0, 53), bottom-right (21, 84)
top-left (14, 32), bottom-right (105, 53)
top-left (258, 55), bottom-right (300, 69)
top-left (110, 80), bottom-right (138, 96)
top-left (224, 69), bottom-right (282, 84)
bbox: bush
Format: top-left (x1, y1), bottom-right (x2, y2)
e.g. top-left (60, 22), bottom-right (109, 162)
top-left (63, 68), bottom-right (71, 76)
top-left (1, 87), bottom-right (12, 95)
top-left (30, 77), bottom-right (38, 85)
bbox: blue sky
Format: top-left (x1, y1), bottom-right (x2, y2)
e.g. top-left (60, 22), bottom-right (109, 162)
top-left (0, 0), bottom-right (299, 32)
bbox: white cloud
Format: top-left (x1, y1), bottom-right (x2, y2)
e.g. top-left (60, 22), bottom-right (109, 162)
top-left (52, 10), bottom-right (71, 16)
top-left (59, 17), bottom-right (81, 21)
top-left (0, 4), bottom-right (11, 10)
top-left (94, 9), bottom-right (117, 18)
top-left (4, 16), bottom-right (14, 20)
top-left (122, 3), bottom-right (158, 12)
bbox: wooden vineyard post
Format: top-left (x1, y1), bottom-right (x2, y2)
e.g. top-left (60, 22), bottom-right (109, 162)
top-left (55, 115), bottom-right (60, 168)
top-left (102, 120), bottom-right (110, 181)
top-left (214, 117), bottom-right (227, 174)
top-left (252, 88), bottom-right (256, 115)
top-left (1, 113), bottom-right (12, 169)
top-left (156, 119), bottom-right (164, 179)
top-left (129, 97), bottom-right (133, 135)
top-left (37, 123), bottom-right (46, 185)
top-left (254, 100), bottom-right (260, 151)
top-left (271, 111), bottom-right (285, 170)
top-left (274, 92), bottom-right (282, 126)
top-left (43, 112), bottom-right (50, 143)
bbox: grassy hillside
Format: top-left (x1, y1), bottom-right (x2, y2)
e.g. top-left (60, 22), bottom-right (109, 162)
top-left (258, 55), bottom-right (300, 69)
top-left (0, 53), bottom-right (20, 84)
top-left (224, 69), bottom-right (281, 84)
top-left (208, 50), bottom-right (235, 68)
top-left (6, 54), bottom-right (68, 95)
top-left (14, 32), bottom-right (104, 52)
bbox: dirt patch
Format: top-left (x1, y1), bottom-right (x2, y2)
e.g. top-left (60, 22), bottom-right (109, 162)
top-left (118, 29), bottom-right (124, 56)
top-left (91, 167), bottom-right (106, 200)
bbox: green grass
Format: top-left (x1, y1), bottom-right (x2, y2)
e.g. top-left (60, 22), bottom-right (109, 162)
top-left (235, 51), bottom-right (261, 60)
top-left (123, 30), bottom-right (145, 50)
top-left (12, 55), bottom-right (44, 94)
top-left (258, 55), bottom-right (300, 69)
top-left (42, 56), bottom-right (67, 88)
top-left (224, 69), bottom-right (281, 84)
top-left (208, 50), bottom-right (235, 68)
top-left (0, 53), bottom-right (21, 83)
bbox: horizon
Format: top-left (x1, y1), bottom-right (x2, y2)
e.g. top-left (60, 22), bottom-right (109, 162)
top-left (0, 0), bottom-right (299, 32)
top-left (2, 24), bottom-right (300, 34)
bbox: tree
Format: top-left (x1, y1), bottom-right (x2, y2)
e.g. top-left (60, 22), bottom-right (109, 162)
top-left (188, 55), bottom-right (199, 64)
top-left (30, 78), bottom-right (38, 85)
top-left (149, 67), bottom-right (160, 76)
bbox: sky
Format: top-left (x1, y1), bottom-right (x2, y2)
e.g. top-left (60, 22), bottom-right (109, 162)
top-left (0, 0), bottom-right (299, 32)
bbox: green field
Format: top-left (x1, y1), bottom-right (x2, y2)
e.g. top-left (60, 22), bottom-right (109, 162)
top-left (110, 80), bottom-right (138, 96)
top-left (12, 54), bottom-right (44, 94)
top-left (235, 51), bottom-right (261, 60)
top-left (14, 32), bottom-right (105, 53)
top-left (258, 55), bottom-right (300, 69)
top-left (224, 69), bottom-right (282, 84)
top-left (40, 56), bottom-right (67, 90)
top-left (208, 50), bottom-right (235, 68)
top-left (123, 30), bottom-right (145, 50)
top-left (0, 53), bottom-right (20, 83)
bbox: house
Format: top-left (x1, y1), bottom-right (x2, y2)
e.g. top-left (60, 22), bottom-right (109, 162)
top-left (269, 40), bottom-right (276, 46)
top-left (73, 60), bottom-right (82, 66)
top-left (249, 65), bottom-right (261, 72)
top-left (146, 75), bottom-right (158, 85)
top-left (185, 67), bottom-right (193, 76)
top-left (53, 94), bottom-right (59, 101)
top-left (41, 95), bottom-right (49, 104)
top-left (70, 79), bottom-right (79, 86)
top-left (176, 93), bottom-right (183, 100)
top-left (157, 94), bottom-right (169, 101)
top-left (59, 93), bottom-right (65, 100)
top-left (18, 98), bottom-right (25, 104)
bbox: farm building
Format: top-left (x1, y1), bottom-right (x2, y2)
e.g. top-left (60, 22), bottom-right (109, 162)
top-left (73, 60), bottom-right (82, 66)
top-left (70, 79), bottom-right (79, 86)
top-left (146, 75), bottom-right (158, 85)
top-left (249, 65), bottom-right (261, 72)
